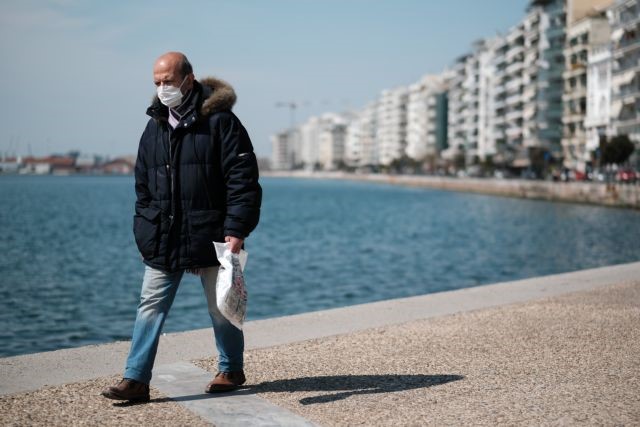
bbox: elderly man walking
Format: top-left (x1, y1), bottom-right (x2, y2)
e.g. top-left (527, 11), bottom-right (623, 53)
top-left (102, 52), bottom-right (261, 402)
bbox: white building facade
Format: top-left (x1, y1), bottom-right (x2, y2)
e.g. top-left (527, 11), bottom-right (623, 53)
top-left (443, 57), bottom-right (468, 162)
top-left (405, 74), bottom-right (447, 161)
top-left (271, 128), bottom-right (300, 170)
top-left (608, 0), bottom-right (640, 158)
top-left (376, 86), bottom-right (409, 166)
top-left (562, 12), bottom-right (612, 170)
top-left (345, 102), bottom-right (378, 168)
top-left (444, 38), bottom-right (499, 166)
top-left (318, 113), bottom-right (350, 170)
top-left (585, 42), bottom-right (614, 156)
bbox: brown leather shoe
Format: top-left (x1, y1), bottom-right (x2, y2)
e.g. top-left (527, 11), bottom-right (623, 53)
top-left (205, 371), bottom-right (246, 393)
top-left (101, 378), bottom-right (150, 402)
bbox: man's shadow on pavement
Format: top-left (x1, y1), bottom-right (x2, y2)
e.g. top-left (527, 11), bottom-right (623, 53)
top-left (251, 374), bottom-right (464, 405)
top-left (117, 373), bottom-right (463, 406)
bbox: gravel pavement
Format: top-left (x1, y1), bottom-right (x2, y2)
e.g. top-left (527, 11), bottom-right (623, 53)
top-left (2, 280), bottom-right (638, 426)
top-left (0, 375), bottom-right (210, 426)
top-left (197, 280), bottom-right (640, 426)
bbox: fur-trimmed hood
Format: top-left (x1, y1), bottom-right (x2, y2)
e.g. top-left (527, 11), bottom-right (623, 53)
top-left (199, 76), bottom-right (236, 116)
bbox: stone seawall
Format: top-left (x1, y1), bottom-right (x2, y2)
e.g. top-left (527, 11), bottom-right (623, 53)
top-left (264, 171), bottom-right (640, 209)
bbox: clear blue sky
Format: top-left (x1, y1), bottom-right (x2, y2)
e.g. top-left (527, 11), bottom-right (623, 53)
top-left (0, 0), bottom-right (529, 158)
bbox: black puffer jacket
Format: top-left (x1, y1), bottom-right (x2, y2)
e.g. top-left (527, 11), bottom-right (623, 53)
top-left (133, 77), bottom-right (261, 272)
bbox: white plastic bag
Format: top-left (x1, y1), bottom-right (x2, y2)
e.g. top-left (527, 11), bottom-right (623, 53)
top-left (213, 242), bottom-right (248, 330)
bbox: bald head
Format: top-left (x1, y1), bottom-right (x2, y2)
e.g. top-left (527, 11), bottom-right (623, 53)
top-left (153, 51), bottom-right (194, 93)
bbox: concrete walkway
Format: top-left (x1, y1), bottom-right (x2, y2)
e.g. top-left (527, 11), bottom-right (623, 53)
top-left (152, 362), bottom-right (317, 426)
top-left (1, 261), bottom-right (639, 425)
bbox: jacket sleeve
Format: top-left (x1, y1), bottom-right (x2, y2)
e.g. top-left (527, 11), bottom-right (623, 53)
top-left (218, 113), bottom-right (262, 239)
top-left (134, 122), bottom-right (153, 210)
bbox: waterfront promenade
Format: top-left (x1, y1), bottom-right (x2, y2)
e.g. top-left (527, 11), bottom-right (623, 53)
top-left (264, 171), bottom-right (640, 209)
top-left (1, 262), bottom-right (639, 425)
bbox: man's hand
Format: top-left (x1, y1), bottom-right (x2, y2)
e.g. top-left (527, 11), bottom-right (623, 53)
top-left (225, 236), bottom-right (244, 254)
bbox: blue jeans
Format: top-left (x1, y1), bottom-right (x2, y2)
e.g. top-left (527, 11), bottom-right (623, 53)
top-left (124, 265), bottom-right (244, 384)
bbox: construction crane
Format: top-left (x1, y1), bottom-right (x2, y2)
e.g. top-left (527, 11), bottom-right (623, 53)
top-left (275, 101), bottom-right (299, 129)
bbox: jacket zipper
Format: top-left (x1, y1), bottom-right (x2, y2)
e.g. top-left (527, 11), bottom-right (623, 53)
top-left (165, 126), bottom-right (175, 269)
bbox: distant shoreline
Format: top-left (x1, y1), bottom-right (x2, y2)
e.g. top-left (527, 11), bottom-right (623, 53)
top-left (4, 171), bottom-right (638, 209)
top-left (262, 171), bottom-right (640, 210)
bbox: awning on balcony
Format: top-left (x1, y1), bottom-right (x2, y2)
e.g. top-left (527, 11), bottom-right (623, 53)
top-left (611, 28), bottom-right (624, 41)
top-left (512, 157), bottom-right (531, 168)
top-left (441, 146), bottom-right (461, 160)
top-left (612, 69), bottom-right (636, 86)
top-left (610, 100), bottom-right (623, 117)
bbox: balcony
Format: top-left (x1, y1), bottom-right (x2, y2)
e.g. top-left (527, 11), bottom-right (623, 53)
top-left (506, 26), bottom-right (524, 44)
top-left (506, 45), bottom-right (525, 61)
top-left (562, 112), bottom-right (584, 124)
top-left (506, 93), bottom-right (523, 106)
top-left (615, 56), bottom-right (640, 74)
top-left (562, 63), bottom-right (586, 79)
top-left (615, 121), bottom-right (640, 138)
top-left (506, 61), bottom-right (524, 75)
top-left (506, 110), bottom-right (523, 122)
top-left (565, 42), bottom-right (587, 57)
top-left (494, 84), bottom-right (507, 95)
top-left (562, 87), bottom-right (587, 100)
top-left (490, 129), bottom-right (505, 140)
top-left (611, 69), bottom-right (638, 88)
top-left (505, 78), bottom-right (523, 92)
top-left (524, 24), bottom-right (539, 40)
top-left (494, 65), bottom-right (507, 77)
top-left (613, 39), bottom-right (640, 58)
top-left (494, 53), bottom-right (508, 67)
top-left (522, 86), bottom-right (537, 100)
top-left (523, 105), bottom-right (537, 120)
top-left (506, 126), bottom-right (523, 139)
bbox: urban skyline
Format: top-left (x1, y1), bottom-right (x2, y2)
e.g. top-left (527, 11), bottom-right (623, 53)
top-left (271, 0), bottom-right (639, 175)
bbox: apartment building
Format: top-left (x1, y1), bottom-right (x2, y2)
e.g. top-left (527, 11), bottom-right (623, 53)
top-left (271, 130), bottom-right (294, 170)
top-left (461, 47), bottom-right (482, 164)
top-left (523, 0), bottom-right (566, 158)
top-left (345, 101), bottom-right (378, 168)
top-left (476, 38), bottom-right (501, 162)
top-left (585, 42), bottom-right (613, 156)
top-left (608, 0), bottom-right (640, 156)
top-left (444, 38), bottom-right (499, 166)
top-left (298, 116), bottom-right (324, 169)
top-left (405, 74), bottom-right (448, 161)
top-left (318, 113), bottom-right (351, 170)
top-left (443, 57), bottom-right (468, 162)
top-left (376, 86), bottom-right (409, 166)
top-left (562, 11), bottom-right (612, 170)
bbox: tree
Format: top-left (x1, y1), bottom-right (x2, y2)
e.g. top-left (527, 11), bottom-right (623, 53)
top-left (528, 147), bottom-right (548, 179)
top-left (480, 155), bottom-right (495, 176)
top-left (601, 135), bottom-right (635, 165)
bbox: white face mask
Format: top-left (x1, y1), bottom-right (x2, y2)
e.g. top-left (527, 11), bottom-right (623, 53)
top-left (157, 75), bottom-right (188, 108)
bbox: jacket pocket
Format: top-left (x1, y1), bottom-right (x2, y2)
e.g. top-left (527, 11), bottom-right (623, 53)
top-left (133, 206), bottom-right (162, 259)
top-left (188, 210), bottom-right (224, 260)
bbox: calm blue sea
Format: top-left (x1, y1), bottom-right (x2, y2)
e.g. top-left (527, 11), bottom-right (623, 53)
top-left (1, 175), bottom-right (639, 357)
